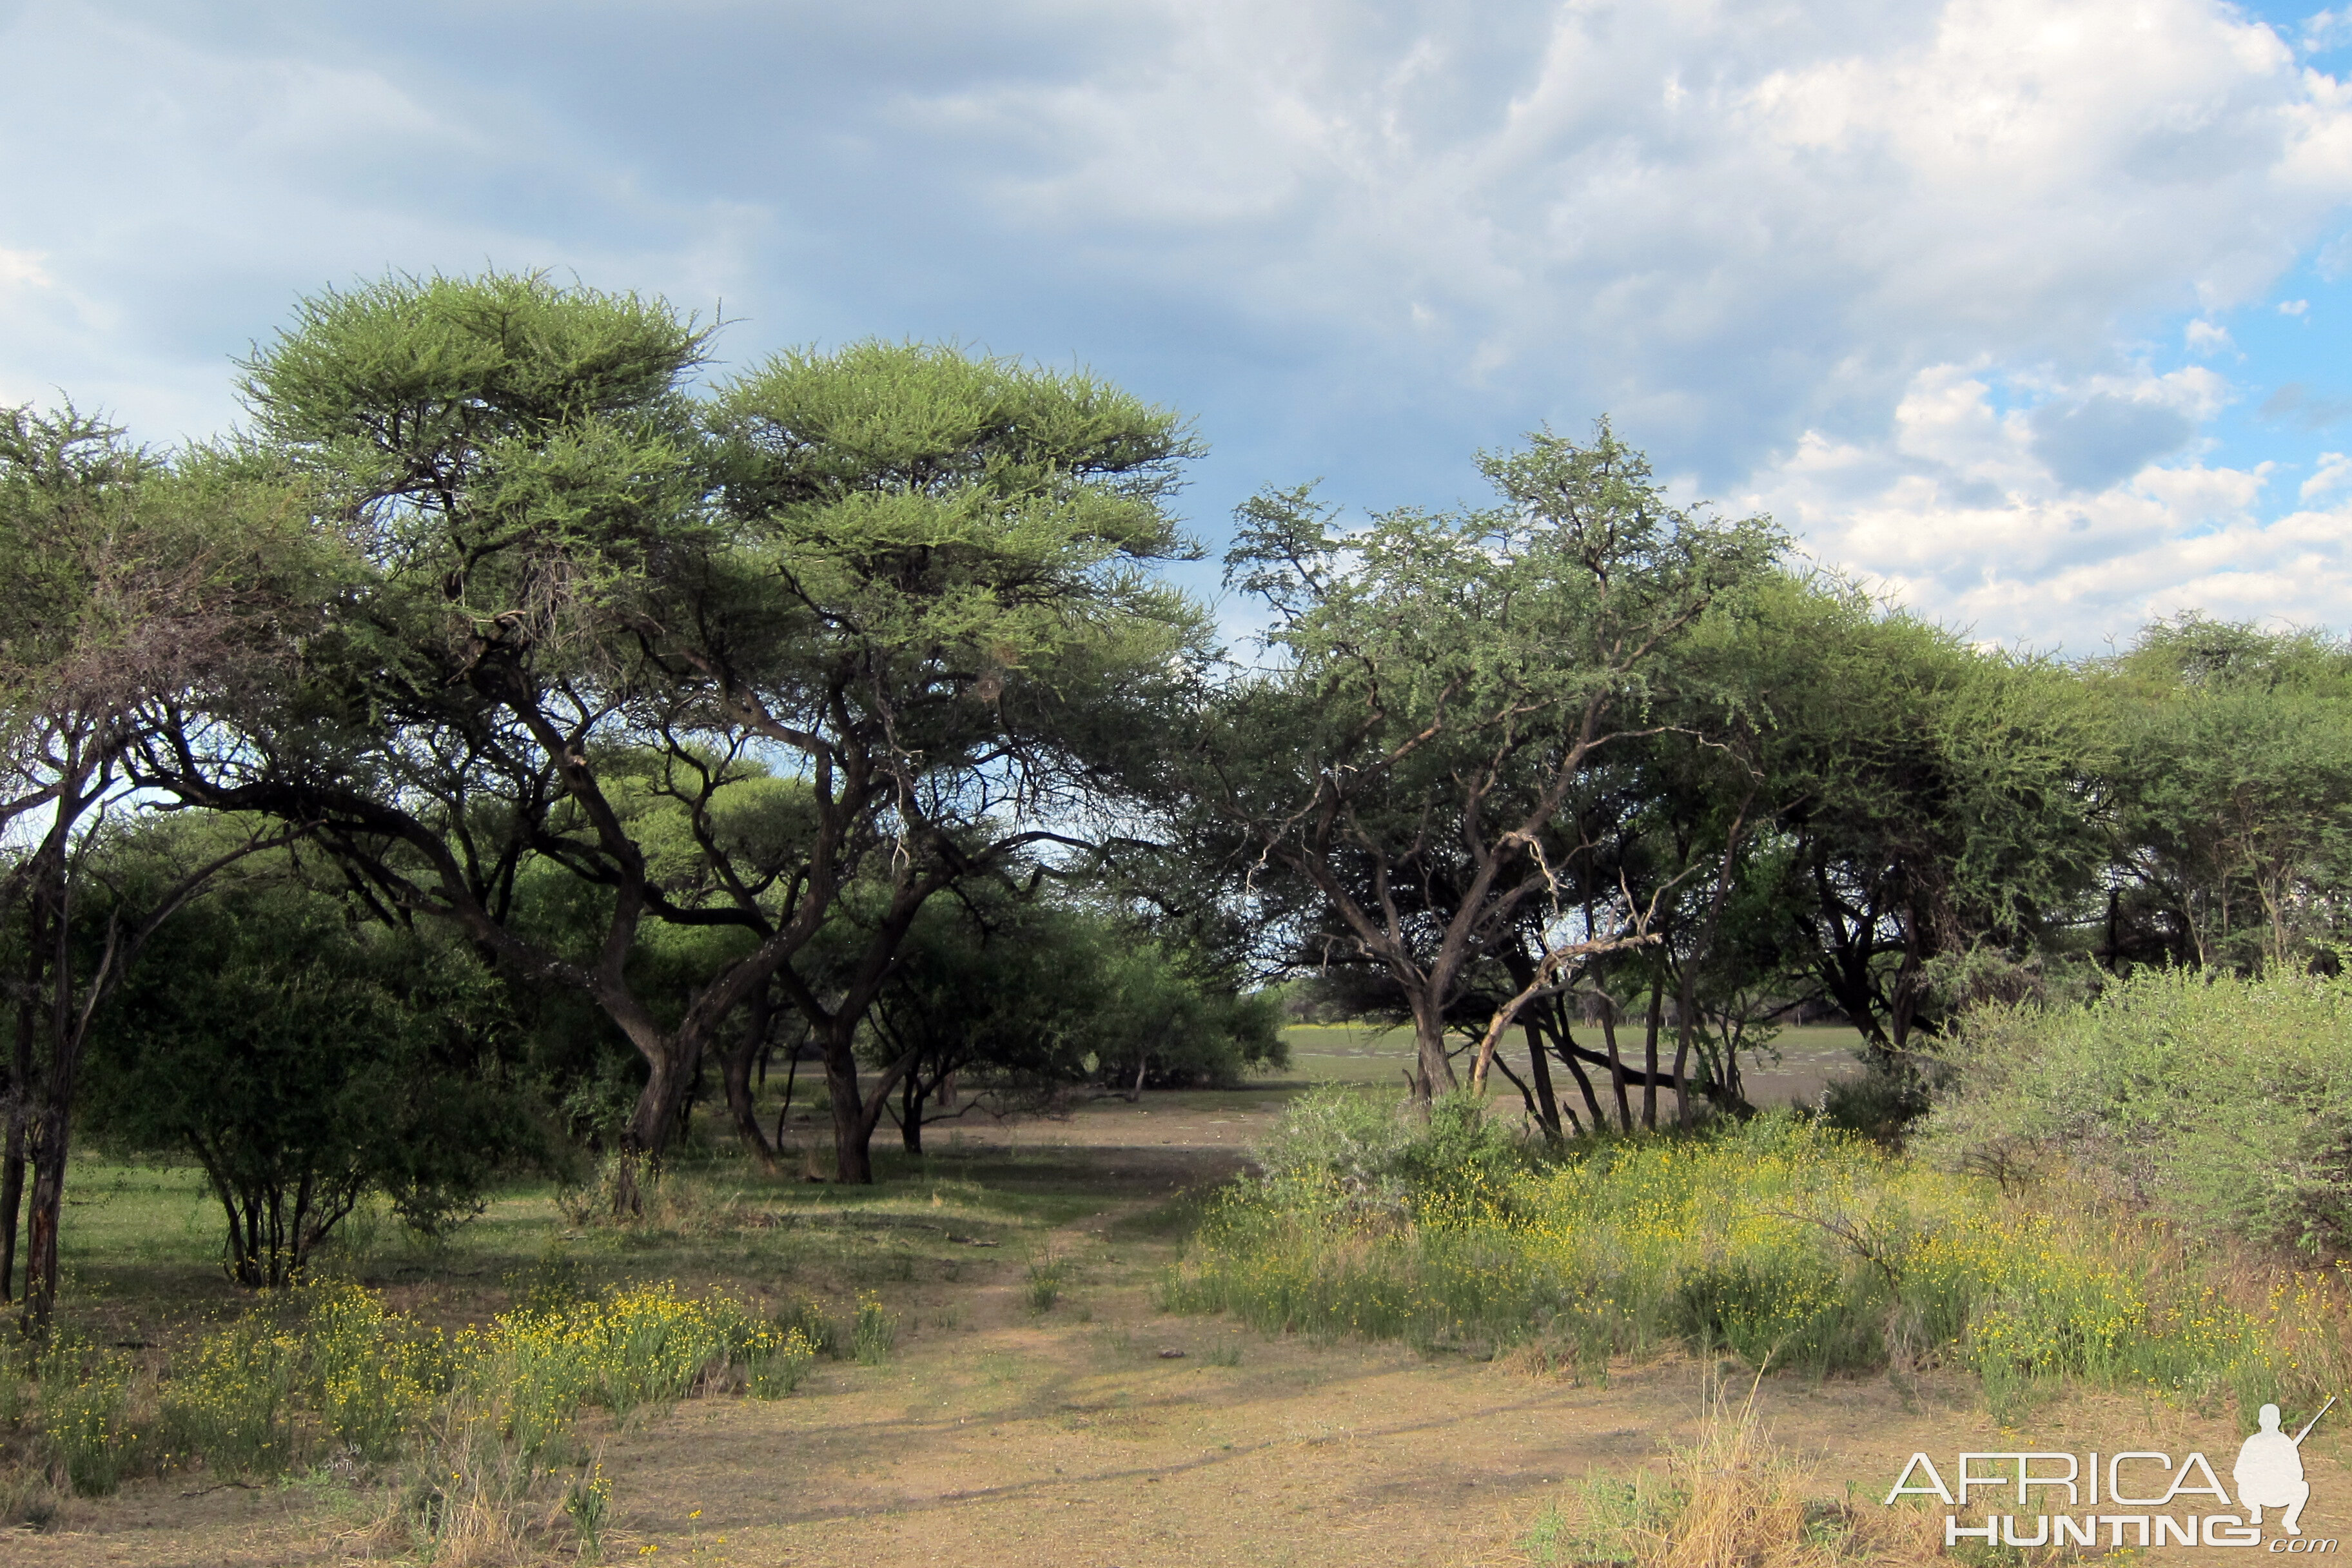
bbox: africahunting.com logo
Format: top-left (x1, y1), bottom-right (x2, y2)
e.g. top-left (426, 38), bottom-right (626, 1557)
top-left (1883, 1398), bottom-right (2337, 1552)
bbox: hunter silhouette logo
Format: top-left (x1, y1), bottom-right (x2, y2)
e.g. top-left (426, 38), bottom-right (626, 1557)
top-left (1883, 1398), bottom-right (2338, 1551)
top-left (2240, 1398), bottom-right (2333, 1536)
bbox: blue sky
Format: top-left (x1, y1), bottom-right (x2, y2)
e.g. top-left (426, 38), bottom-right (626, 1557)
top-left (4, 0), bottom-right (2351, 651)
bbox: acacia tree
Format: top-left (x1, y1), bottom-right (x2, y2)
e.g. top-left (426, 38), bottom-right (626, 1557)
top-left (130, 273), bottom-right (782, 1209)
top-left (2096, 617), bottom-right (2352, 972)
top-left (1730, 587), bottom-right (2102, 1052)
top-left (139, 278), bottom-right (1209, 1191)
top-left (680, 340), bottom-right (1208, 1182)
top-left (1199, 423), bottom-right (1780, 1102)
top-left (0, 405), bottom-right (308, 1326)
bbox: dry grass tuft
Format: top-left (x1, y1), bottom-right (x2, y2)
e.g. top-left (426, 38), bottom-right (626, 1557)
top-left (1524, 1376), bottom-right (1955, 1568)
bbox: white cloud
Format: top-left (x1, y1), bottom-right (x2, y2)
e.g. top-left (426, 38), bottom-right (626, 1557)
top-left (1740, 364), bottom-right (2352, 648)
top-left (2309, 8), bottom-right (2352, 54)
top-left (2282, 297), bottom-right (2313, 314)
top-left (0, 1), bottom-right (2347, 645)
top-left (2304, 451), bottom-right (2352, 500)
top-left (0, 249), bottom-right (53, 291)
top-left (2186, 318), bottom-right (2233, 352)
top-left (892, 0), bottom-right (2352, 487)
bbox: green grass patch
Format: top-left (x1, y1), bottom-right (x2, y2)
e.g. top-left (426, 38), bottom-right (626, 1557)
top-left (1166, 1090), bottom-right (2324, 1409)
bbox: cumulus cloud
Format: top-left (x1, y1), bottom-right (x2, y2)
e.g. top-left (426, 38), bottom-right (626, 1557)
top-left (2304, 451), bottom-right (2352, 500)
top-left (0, 1), bottom-right (2347, 643)
top-left (1743, 364), bottom-right (2352, 649)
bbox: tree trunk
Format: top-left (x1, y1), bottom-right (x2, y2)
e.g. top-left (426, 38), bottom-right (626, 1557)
top-left (1546, 1005), bottom-right (1607, 1131)
top-left (23, 1104), bottom-right (67, 1330)
top-left (1598, 997), bottom-right (1632, 1132)
top-left (616, 1037), bottom-right (702, 1216)
top-left (1408, 992), bottom-right (1453, 1104)
top-left (825, 1045), bottom-right (874, 1185)
top-left (900, 1073), bottom-right (925, 1155)
top-left (773, 1046), bottom-right (801, 1151)
top-left (721, 991), bottom-right (780, 1175)
top-left (0, 986), bottom-right (28, 1302)
top-left (1642, 983), bottom-right (1663, 1130)
top-left (1522, 1016), bottom-right (1564, 1138)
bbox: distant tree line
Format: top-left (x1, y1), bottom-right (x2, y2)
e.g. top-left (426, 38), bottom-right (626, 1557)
top-left (1, 271), bottom-right (2341, 1322)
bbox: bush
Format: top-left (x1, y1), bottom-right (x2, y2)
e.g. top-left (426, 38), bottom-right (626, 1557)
top-left (1171, 1108), bottom-right (2322, 1403)
top-left (1252, 1085), bottom-right (1528, 1222)
top-left (161, 1318), bottom-right (299, 1478)
top-left (1918, 965), bottom-right (2352, 1254)
top-left (851, 1293), bottom-right (899, 1365)
top-left (35, 1338), bottom-right (139, 1497)
top-left (1816, 1054), bottom-right (1943, 1148)
top-left (778, 1298), bottom-right (842, 1360)
top-left (301, 1282), bottom-right (444, 1460)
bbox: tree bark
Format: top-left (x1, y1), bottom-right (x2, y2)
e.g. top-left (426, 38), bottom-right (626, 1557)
top-left (1642, 982), bottom-right (1664, 1130)
top-left (23, 1103), bottom-right (67, 1330)
top-left (721, 990), bottom-right (780, 1175)
top-left (1408, 991), bottom-right (1455, 1104)
top-left (899, 1072), bottom-right (926, 1155)
top-left (1521, 1015), bottom-right (1564, 1137)
top-left (1545, 1005), bottom-right (1608, 1131)
top-left (1599, 997), bottom-right (1632, 1132)
top-left (0, 981), bottom-right (30, 1302)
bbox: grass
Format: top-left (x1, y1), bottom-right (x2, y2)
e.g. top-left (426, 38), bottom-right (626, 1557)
top-left (1518, 1379), bottom-right (1943, 1568)
top-left (0, 1133), bottom-right (1146, 1539)
top-left (1166, 1096), bottom-right (2348, 1419)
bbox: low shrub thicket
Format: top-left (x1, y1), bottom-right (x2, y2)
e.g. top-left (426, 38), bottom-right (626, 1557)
top-left (1917, 963), bottom-right (2352, 1254)
top-left (5, 1274), bottom-right (822, 1554)
top-left (1167, 1086), bottom-right (2341, 1410)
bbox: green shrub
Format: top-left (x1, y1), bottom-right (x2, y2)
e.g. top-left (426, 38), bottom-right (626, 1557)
top-left (1253, 1085), bottom-right (1531, 1223)
top-left (1024, 1253), bottom-right (1067, 1312)
top-left (852, 1293), bottom-right (898, 1366)
top-left (779, 1298), bottom-right (842, 1360)
top-left (1670, 1259), bottom-right (1885, 1372)
top-left (302, 1280), bottom-right (445, 1460)
top-left (35, 1338), bottom-right (139, 1496)
top-left (740, 1326), bottom-right (818, 1398)
top-left (1817, 1055), bottom-right (1942, 1147)
top-left (1171, 1109), bottom-right (2315, 1401)
top-left (161, 1318), bottom-right (299, 1478)
top-left (1919, 965), bottom-right (2352, 1253)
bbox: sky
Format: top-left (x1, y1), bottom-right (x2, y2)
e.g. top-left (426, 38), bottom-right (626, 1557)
top-left (3, 0), bottom-right (2351, 654)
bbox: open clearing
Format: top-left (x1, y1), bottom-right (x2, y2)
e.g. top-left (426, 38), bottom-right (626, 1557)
top-left (22, 1026), bottom-right (2313, 1567)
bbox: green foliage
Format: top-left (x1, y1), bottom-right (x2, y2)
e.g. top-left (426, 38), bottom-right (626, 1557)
top-left (1523, 1471), bottom-right (1689, 1565)
top-left (1816, 1056), bottom-right (1944, 1147)
top-left (1209, 422), bottom-right (1785, 1097)
top-left (160, 1317), bottom-right (300, 1476)
top-left (1025, 1251), bottom-right (1069, 1312)
top-left (34, 1338), bottom-right (139, 1497)
top-left (84, 839), bottom-right (545, 1286)
top-left (1252, 1086), bottom-right (1527, 1222)
top-left (740, 1326), bottom-right (819, 1398)
top-left (1685, 574), bottom-right (2106, 1054)
top-left (851, 1293), bottom-right (899, 1365)
top-left (1173, 1111), bottom-right (2306, 1402)
top-left (302, 1282), bottom-right (444, 1461)
top-left (1920, 964), bottom-right (2352, 1255)
top-left (564, 1459), bottom-right (615, 1554)
top-left (778, 1298), bottom-right (843, 1361)
top-left (1669, 1259), bottom-right (1885, 1372)
top-left (2097, 616), bottom-right (2352, 970)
